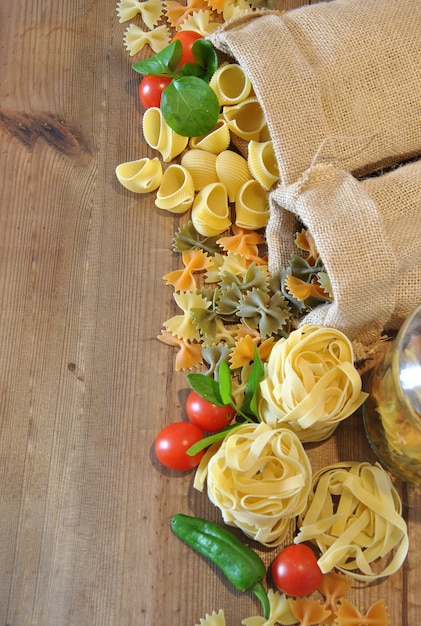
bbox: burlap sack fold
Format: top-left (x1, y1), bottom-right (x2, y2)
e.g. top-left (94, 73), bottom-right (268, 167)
top-left (209, 0), bottom-right (421, 358)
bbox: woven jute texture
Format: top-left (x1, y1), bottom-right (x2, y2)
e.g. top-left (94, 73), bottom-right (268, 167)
top-left (210, 0), bottom-right (421, 358)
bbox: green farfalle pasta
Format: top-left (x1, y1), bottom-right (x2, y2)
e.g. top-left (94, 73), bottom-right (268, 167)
top-left (237, 288), bottom-right (291, 338)
top-left (172, 220), bottom-right (221, 255)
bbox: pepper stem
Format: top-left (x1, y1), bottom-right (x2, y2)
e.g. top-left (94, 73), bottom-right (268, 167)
top-left (252, 581), bottom-right (270, 619)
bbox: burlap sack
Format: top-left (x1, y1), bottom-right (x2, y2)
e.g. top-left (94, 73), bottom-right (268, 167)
top-left (210, 0), bottom-right (421, 358)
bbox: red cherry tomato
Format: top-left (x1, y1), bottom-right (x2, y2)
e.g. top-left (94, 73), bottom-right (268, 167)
top-left (271, 543), bottom-right (323, 597)
top-left (171, 30), bottom-right (203, 67)
top-left (138, 74), bottom-right (172, 109)
top-left (154, 421), bottom-right (204, 471)
top-left (186, 391), bottom-right (236, 433)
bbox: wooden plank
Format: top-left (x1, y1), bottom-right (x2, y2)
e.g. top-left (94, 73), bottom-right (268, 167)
top-left (0, 0), bottom-right (419, 624)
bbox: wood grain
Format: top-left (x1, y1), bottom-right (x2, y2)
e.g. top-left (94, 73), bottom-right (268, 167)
top-left (0, 1), bottom-right (420, 624)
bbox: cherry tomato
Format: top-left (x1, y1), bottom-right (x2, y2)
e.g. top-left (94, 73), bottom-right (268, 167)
top-left (154, 421), bottom-right (204, 471)
top-left (138, 74), bottom-right (172, 109)
top-left (271, 543), bottom-right (323, 597)
top-left (186, 391), bottom-right (236, 433)
top-left (171, 31), bottom-right (203, 67)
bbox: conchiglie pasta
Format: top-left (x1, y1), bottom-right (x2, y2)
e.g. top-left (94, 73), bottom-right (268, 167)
top-left (215, 150), bottom-right (252, 202)
top-left (248, 140), bottom-right (280, 190)
top-left (223, 98), bottom-right (268, 141)
top-left (189, 119), bottom-right (231, 154)
top-left (205, 422), bottom-right (312, 546)
top-left (142, 107), bottom-right (188, 162)
top-left (191, 182), bottom-right (232, 237)
top-left (235, 179), bottom-right (269, 230)
top-left (155, 164), bottom-right (195, 213)
top-left (115, 157), bottom-right (163, 193)
top-left (210, 63), bottom-right (252, 106)
top-left (180, 149), bottom-right (219, 191)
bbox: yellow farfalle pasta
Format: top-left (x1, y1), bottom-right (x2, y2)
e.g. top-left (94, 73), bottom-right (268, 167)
top-left (241, 589), bottom-right (297, 626)
top-left (195, 609), bottom-right (226, 626)
top-left (203, 422), bottom-right (312, 546)
top-left (123, 23), bottom-right (171, 56)
top-left (164, 290), bottom-right (211, 341)
top-left (191, 182), bottom-right (232, 237)
top-left (155, 164), bottom-right (195, 213)
top-left (235, 179), bottom-right (269, 230)
top-left (215, 150), bottom-right (252, 202)
top-left (142, 107), bottom-right (188, 162)
top-left (180, 9), bottom-right (221, 36)
top-left (210, 63), bottom-right (252, 106)
top-left (164, 0), bottom-right (210, 29)
top-left (189, 119), bottom-right (231, 154)
top-left (247, 140), bottom-right (280, 190)
top-left (115, 157), bottom-right (163, 193)
top-left (181, 149), bottom-right (219, 191)
top-left (295, 462), bottom-right (409, 581)
top-left (223, 98), bottom-right (268, 141)
top-left (222, 0), bottom-right (253, 22)
top-left (258, 324), bottom-right (368, 442)
top-left (116, 0), bottom-right (163, 28)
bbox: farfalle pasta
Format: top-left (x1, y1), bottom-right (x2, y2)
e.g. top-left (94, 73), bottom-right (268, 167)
top-left (258, 324), bottom-right (368, 442)
top-left (202, 422), bottom-right (312, 546)
top-left (179, 9), bottom-right (221, 36)
top-left (241, 589), bottom-right (297, 626)
top-left (195, 609), bottom-right (226, 626)
top-left (117, 0), bottom-right (163, 28)
top-left (123, 23), bottom-right (171, 56)
top-left (295, 462), bottom-right (409, 581)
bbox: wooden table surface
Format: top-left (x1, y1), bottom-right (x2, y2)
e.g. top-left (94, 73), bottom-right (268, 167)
top-left (1, 1), bottom-right (420, 624)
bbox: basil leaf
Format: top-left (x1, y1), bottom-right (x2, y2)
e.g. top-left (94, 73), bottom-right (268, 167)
top-left (218, 360), bottom-right (233, 406)
top-left (161, 76), bottom-right (220, 137)
top-left (242, 345), bottom-right (265, 419)
top-left (132, 41), bottom-right (181, 76)
top-left (186, 423), bottom-right (241, 456)
top-left (191, 39), bottom-right (219, 82)
top-left (187, 373), bottom-right (224, 406)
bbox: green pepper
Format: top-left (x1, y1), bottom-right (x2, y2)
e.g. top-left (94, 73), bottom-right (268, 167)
top-left (170, 513), bottom-right (270, 619)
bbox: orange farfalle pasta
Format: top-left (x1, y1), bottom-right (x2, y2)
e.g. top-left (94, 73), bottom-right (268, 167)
top-left (285, 275), bottom-right (331, 301)
top-left (163, 249), bottom-right (212, 291)
top-left (217, 226), bottom-right (267, 265)
top-left (318, 571), bottom-right (353, 618)
top-left (335, 598), bottom-right (390, 626)
top-left (157, 330), bottom-right (203, 371)
top-left (295, 229), bottom-right (319, 265)
top-left (289, 597), bottom-right (332, 626)
top-left (164, 0), bottom-right (210, 29)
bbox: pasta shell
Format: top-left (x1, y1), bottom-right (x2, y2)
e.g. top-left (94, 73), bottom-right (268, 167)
top-left (142, 107), bottom-right (188, 162)
top-left (215, 150), bottom-right (252, 202)
top-left (115, 157), bottom-right (163, 193)
top-left (235, 179), bottom-right (269, 230)
top-left (248, 140), bottom-right (280, 190)
top-left (210, 63), bottom-right (252, 106)
top-left (180, 149), bottom-right (219, 191)
top-left (189, 118), bottom-right (231, 154)
top-left (191, 182), bottom-right (232, 236)
top-left (223, 98), bottom-right (267, 141)
top-left (155, 164), bottom-right (195, 213)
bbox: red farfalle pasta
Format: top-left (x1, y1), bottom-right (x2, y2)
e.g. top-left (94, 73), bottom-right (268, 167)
top-left (289, 597), bottom-right (332, 626)
top-left (163, 248), bottom-right (212, 291)
top-left (217, 226), bottom-right (267, 265)
top-left (335, 598), bottom-right (390, 626)
top-left (157, 330), bottom-right (203, 371)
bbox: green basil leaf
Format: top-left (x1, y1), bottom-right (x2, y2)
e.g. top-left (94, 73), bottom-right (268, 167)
top-left (242, 345), bottom-right (265, 419)
top-left (218, 360), bottom-right (233, 406)
top-left (191, 39), bottom-right (219, 81)
top-left (132, 41), bottom-right (181, 76)
top-left (160, 76), bottom-right (220, 137)
top-left (176, 62), bottom-right (205, 78)
top-left (187, 423), bottom-right (241, 456)
top-left (187, 373), bottom-right (224, 406)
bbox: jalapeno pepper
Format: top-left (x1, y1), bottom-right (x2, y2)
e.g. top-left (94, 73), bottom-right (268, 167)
top-left (170, 513), bottom-right (270, 619)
